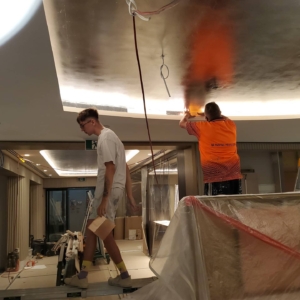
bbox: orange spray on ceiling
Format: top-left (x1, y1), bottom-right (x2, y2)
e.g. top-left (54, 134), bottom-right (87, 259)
top-left (183, 2), bottom-right (235, 115)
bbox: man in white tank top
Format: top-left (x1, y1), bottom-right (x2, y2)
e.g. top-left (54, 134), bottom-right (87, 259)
top-left (65, 108), bottom-right (136, 289)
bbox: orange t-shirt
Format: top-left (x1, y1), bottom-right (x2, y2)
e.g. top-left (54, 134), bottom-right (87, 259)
top-left (186, 118), bottom-right (242, 183)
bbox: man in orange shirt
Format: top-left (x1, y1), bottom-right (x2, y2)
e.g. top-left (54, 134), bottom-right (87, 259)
top-left (179, 102), bottom-right (242, 195)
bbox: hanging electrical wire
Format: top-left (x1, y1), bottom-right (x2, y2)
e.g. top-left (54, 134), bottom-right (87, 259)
top-left (160, 53), bottom-right (171, 97)
top-left (126, 0), bottom-right (183, 183)
top-left (126, 0), bottom-right (182, 21)
top-left (132, 15), bottom-right (159, 184)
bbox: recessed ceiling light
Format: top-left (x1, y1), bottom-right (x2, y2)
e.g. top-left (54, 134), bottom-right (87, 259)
top-left (49, 174), bottom-right (52, 177)
top-left (148, 153), bottom-right (151, 156)
top-left (24, 154), bottom-right (30, 157)
top-left (135, 162), bottom-right (139, 164)
top-left (44, 170), bottom-right (47, 172)
top-left (36, 163), bottom-right (40, 166)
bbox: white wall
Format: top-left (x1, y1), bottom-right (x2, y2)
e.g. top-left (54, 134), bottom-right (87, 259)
top-left (239, 151), bottom-right (275, 193)
top-left (0, 175), bottom-right (8, 271)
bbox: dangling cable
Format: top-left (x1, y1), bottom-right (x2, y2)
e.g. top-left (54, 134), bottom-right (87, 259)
top-left (126, 0), bottom-right (183, 21)
top-left (160, 53), bottom-right (171, 97)
top-left (132, 15), bottom-right (158, 184)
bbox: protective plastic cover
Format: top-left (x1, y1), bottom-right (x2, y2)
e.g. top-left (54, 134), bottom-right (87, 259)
top-left (127, 193), bottom-right (300, 300)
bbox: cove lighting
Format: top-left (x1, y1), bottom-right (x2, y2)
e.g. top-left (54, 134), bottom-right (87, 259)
top-left (60, 86), bottom-right (184, 117)
top-left (219, 99), bottom-right (300, 119)
top-left (0, 0), bottom-right (41, 47)
top-left (40, 149), bottom-right (139, 177)
top-left (61, 85), bottom-right (300, 120)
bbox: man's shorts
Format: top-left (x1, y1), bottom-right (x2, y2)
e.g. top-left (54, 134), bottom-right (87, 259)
top-left (89, 187), bottom-right (124, 222)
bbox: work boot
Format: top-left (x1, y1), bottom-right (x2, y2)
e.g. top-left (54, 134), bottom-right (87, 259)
top-left (64, 275), bottom-right (88, 289)
top-left (108, 275), bottom-right (132, 287)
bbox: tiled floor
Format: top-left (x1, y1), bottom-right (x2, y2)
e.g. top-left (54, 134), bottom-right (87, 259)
top-left (0, 240), bottom-right (154, 300)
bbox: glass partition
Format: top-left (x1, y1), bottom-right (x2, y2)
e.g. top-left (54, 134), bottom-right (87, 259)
top-left (46, 190), bottom-right (67, 242)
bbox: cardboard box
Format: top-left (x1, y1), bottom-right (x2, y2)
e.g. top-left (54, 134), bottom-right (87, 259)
top-left (114, 217), bottom-right (125, 240)
top-left (88, 216), bottom-right (115, 240)
top-left (125, 216), bottom-right (143, 239)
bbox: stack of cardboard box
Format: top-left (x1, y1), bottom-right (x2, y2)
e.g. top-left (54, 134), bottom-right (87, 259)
top-left (113, 216), bottom-right (143, 240)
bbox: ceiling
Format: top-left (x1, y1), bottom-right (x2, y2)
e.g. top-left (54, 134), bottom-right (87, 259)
top-left (1, 0), bottom-right (300, 149)
top-left (43, 0), bottom-right (300, 119)
top-left (13, 149), bottom-right (168, 178)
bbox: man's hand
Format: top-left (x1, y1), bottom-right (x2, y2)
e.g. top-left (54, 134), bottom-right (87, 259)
top-left (97, 197), bottom-right (108, 217)
top-left (183, 111), bottom-right (194, 120)
top-left (128, 195), bottom-right (138, 211)
top-left (179, 111), bottom-right (194, 129)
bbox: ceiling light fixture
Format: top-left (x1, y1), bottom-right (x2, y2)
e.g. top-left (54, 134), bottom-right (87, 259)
top-left (24, 154), bottom-right (30, 157)
top-left (125, 150), bottom-right (139, 162)
top-left (0, 0), bottom-right (41, 47)
top-left (18, 157), bottom-right (25, 163)
top-left (44, 170), bottom-right (47, 172)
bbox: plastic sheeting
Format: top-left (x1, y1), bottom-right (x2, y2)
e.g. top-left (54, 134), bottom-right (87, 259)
top-left (147, 157), bottom-right (178, 256)
top-left (126, 193), bottom-right (300, 300)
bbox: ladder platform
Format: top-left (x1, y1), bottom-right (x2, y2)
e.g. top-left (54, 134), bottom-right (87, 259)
top-left (0, 277), bottom-right (157, 300)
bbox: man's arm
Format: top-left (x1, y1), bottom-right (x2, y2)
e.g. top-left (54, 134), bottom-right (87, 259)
top-left (180, 111), bottom-right (201, 139)
top-left (97, 161), bottom-right (115, 217)
top-left (103, 161), bottom-right (115, 197)
top-left (125, 164), bottom-right (133, 198)
top-left (179, 111), bottom-right (193, 129)
top-left (125, 164), bottom-right (137, 210)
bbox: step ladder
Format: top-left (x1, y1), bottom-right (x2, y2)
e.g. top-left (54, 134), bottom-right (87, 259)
top-left (53, 191), bottom-right (110, 286)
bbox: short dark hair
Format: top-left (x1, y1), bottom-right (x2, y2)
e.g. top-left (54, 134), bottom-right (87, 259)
top-left (76, 108), bottom-right (99, 124)
top-left (205, 102), bottom-right (221, 121)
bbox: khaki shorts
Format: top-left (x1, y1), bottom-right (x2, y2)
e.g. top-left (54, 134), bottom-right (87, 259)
top-left (89, 187), bottom-right (124, 222)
